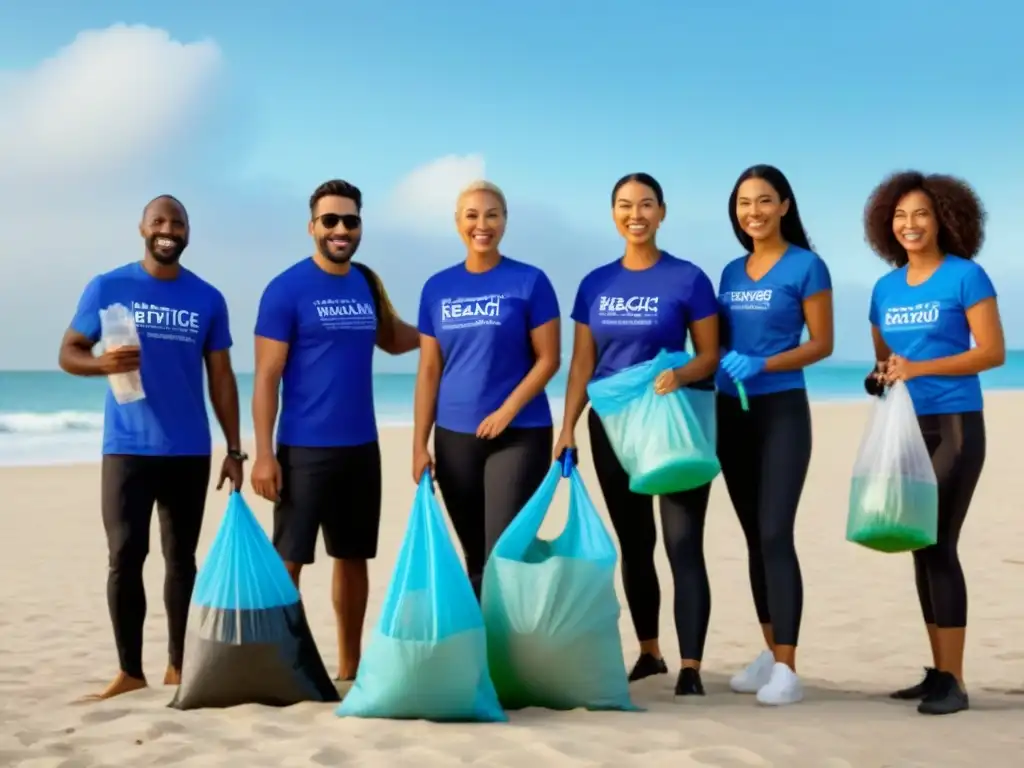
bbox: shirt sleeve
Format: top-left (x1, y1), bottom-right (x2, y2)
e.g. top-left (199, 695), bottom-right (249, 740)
top-left (205, 289), bottom-right (233, 352)
top-left (801, 255), bottom-right (833, 298)
top-left (527, 270), bottom-right (560, 329)
top-left (417, 280), bottom-right (435, 337)
top-left (254, 278), bottom-right (296, 343)
top-left (570, 275), bottom-right (591, 325)
top-left (868, 279), bottom-right (881, 326)
top-left (960, 262), bottom-right (997, 309)
top-left (686, 268), bottom-right (719, 322)
top-left (70, 276), bottom-right (103, 342)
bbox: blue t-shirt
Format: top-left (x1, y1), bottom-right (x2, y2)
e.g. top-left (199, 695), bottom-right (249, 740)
top-left (571, 252), bottom-right (718, 381)
top-left (70, 262), bottom-right (232, 456)
top-left (869, 255), bottom-right (996, 416)
top-left (255, 257), bottom-right (379, 447)
top-left (716, 245), bottom-right (832, 396)
top-left (418, 257), bottom-right (560, 434)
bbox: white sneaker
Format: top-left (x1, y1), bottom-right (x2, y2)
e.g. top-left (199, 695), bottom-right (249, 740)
top-left (729, 650), bottom-right (775, 693)
top-left (756, 662), bottom-right (804, 706)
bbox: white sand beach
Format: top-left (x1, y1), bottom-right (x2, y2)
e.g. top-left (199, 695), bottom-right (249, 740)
top-left (1, 397), bottom-right (1023, 767)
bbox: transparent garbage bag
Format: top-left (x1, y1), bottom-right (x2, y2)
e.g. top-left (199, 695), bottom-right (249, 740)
top-left (847, 380), bottom-right (938, 553)
top-left (99, 303), bottom-right (145, 404)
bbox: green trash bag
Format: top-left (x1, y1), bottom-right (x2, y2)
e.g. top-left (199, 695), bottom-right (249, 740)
top-left (481, 453), bottom-right (641, 712)
top-left (587, 349), bottom-right (719, 495)
top-left (847, 380), bottom-right (938, 553)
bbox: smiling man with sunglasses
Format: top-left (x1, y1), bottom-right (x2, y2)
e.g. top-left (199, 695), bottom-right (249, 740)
top-left (250, 179), bottom-right (419, 682)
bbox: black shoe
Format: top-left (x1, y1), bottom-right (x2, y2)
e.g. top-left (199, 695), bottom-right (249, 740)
top-left (890, 667), bottom-right (939, 700)
top-left (674, 667), bottom-right (705, 696)
top-left (917, 671), bottom-right (969, 715)
top-left (628, 653), bottom-right (668, 682)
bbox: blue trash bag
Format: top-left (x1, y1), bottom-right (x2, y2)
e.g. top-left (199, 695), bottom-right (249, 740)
top-left (337, 475), bottom-right (506, 722)
top-left (169, 492), bottom-right (338, 710)
top-left (481, 452), bottom-right (640, 712)
top-left (587, 349), bottom-right (719, 495)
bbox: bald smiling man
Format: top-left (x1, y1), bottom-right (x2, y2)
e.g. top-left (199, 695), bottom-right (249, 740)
top-left (58, 195), bottom-right (244, 700)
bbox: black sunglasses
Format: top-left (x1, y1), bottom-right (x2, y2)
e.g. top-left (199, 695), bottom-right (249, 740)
top-left (316, 213), bottom-right (362, 230)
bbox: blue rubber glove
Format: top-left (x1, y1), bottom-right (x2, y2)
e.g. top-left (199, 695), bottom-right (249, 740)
top-left (721, 351), bottom-right (766, 382)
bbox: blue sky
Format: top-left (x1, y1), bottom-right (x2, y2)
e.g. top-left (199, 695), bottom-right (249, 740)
top-left (0, 1), bottom-right (1021, 371)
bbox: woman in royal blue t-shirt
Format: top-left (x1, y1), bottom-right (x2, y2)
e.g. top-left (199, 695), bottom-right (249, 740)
top-left (716, 165), bottom-right (834, 707)
top-left (413, 180), bottom-right (561, 597)
top-left (555, 173), bottom-right (720, 697)
top-left (863, 171), bottom-right (1005, 716)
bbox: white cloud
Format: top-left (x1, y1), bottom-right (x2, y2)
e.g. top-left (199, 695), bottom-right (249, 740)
top-left (386, 153), bottom-right (486, 234)
top-left (0, 25), bottom-right (224, 368)
top-left (0, 24), bottom-right (221, 182)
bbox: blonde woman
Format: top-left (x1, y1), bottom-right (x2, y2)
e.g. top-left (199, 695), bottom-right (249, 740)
top-left (412, 181), bottom-right (562, 596)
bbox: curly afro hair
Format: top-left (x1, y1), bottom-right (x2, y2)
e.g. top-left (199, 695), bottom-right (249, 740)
top-left (863, 171), bottom-right (986, 267)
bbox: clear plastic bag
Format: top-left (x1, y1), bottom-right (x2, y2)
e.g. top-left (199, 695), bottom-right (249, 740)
top-left (99, 303), bottom-right (145, 404)
top-left (846, 380), bottom-right (938, 553)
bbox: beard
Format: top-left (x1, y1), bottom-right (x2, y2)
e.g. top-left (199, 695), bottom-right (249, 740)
top-left (318, 233), bottom-right (361, 264)
top-left (146, 235), bottom-right (187, 265)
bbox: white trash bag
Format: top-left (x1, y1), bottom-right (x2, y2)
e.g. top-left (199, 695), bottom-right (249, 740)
top-left (846, 379), bottom-right (937, 553)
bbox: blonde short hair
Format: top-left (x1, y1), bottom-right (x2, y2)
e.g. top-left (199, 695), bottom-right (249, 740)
top-left (456, 180), bottom-right (507, 215)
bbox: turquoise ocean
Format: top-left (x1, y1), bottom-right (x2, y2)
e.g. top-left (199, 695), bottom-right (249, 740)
top-left (2, 354), bottom-right (1024, 467)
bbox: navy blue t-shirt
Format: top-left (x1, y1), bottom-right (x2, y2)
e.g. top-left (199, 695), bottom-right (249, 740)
top-left (716, 245), bottom-right (832, 396)
top-left (870, 255), bottom-right (996, 415)
top-left (418, 257), bottom-right (560, 434)
top-left (71, 262), bottom-right (232, 456)
top-left (255, 257), bottom-right (379, 447)
top-left (571, 252), bottom-right (718, 381)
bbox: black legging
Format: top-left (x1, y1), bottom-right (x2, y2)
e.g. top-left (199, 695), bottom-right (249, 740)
top-left (101, 454), bottom-right (211, 679)
top-left (915, 411), bottom-right (985, 628)
top-left (587, 408), bottom-right (712, 662)
top-left (716, 389), bottom-right (811, 648)
top-left (433, 426), bottom-right (553, 596)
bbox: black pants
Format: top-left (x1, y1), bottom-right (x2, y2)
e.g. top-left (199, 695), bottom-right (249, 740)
top-left (587, 409), bottom-right (712, 662)
top-left (101, 454), bottom-right (211, 679)
top-left (717, 389), bottom-right (811, 648)
top-left (273, 442), bottom-right (383, 564)
top-left (915, 411), bottom-right (985, 628)
top-left (433, 426), bottom-right (553, 596)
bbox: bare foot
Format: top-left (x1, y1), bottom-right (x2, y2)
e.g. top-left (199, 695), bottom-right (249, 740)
top-left (76, 672), bottom-right (147, 702)
top-left (163, 665), bottom-right (181, 686)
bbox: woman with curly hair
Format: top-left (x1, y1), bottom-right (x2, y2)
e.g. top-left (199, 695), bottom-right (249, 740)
top-left (863, 170), bottom-right (1005, 716)
top-left (716, 165), bottom-right (834, 706)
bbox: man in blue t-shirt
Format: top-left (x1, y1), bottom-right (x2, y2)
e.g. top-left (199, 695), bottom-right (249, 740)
top-left (251, 179), bottom-right (419, 682)
top-left (58, 195), bottom-right (244, 701)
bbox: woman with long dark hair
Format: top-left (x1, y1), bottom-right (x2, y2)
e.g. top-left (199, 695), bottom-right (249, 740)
top-left (554, 173), bottom-right (720, 696)
top-left (863, 171), bottom-right (1004, 715)
top-left (716, 164), bottom-right (834, 706)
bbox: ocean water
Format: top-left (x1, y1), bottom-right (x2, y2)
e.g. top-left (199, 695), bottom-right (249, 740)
top-left (3, 353), bottom-right (1024, 467)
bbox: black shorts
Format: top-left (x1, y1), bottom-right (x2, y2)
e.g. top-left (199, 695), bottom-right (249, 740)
top-left (272, 442), bottom-right (382, 564)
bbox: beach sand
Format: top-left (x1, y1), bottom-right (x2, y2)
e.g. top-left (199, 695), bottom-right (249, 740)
top-left (2, 396), bottom-right (1023, 767)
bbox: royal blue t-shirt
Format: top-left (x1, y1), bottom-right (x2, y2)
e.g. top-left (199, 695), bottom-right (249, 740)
top-left (716, 245), bottom-right (832, 397)
top-left (418, 257), bottom-right (560, 434)
top-left (869, 255), bottom-right (996, 416)
top-left (571, 252), bottom-right (718, 381)
top-left (70, 262), bottom-right (232, 456)
top-left (255, 257), bottom-right (379, 447)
